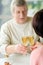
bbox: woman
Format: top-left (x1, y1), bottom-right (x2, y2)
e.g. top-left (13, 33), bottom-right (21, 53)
top-left (30, 9), bottom-right (43, 65)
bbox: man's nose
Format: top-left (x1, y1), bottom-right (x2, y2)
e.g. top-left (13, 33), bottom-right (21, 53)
top-left (20, 12), bottom-right (24, 18)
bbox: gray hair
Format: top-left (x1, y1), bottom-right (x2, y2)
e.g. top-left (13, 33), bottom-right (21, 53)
top-left (10, 0), bottom-right (28, 13)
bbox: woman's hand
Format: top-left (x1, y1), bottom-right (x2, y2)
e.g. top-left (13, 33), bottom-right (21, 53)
top-left (30, 42), bottom-right (43, 51)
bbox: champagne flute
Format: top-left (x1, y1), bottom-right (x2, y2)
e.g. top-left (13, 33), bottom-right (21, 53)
top-left (22, 36), bottom-right (34, 46)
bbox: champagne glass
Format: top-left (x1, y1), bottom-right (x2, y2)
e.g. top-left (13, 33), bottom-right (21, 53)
top-left (22, 36), bottom-right (34, 46)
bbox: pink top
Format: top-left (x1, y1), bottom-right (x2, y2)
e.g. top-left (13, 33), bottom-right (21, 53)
top-left (30, 46), bottom-right (43, 65)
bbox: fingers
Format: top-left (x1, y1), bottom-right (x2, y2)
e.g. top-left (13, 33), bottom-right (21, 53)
top-left (15, 44), bottom-right (27, 54)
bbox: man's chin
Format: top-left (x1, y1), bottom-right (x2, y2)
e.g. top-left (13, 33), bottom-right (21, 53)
top-left (19, 18), bottom-right (27, 24)
top-left (18, 20), bottom-right (26, 24)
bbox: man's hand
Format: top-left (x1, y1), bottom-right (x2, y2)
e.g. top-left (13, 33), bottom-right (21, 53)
top-left (15, 44), bottom-right (27, 54)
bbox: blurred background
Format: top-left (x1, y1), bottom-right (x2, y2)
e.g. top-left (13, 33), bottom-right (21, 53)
top-left (0, 0), bottom-right (43, 27)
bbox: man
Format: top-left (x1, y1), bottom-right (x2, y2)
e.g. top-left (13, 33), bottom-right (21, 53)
top-left (0, 0), bottom-right (40, 65)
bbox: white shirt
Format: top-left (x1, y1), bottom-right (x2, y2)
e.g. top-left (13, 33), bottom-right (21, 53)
top-left (0, 18), bottom-right (39, 65)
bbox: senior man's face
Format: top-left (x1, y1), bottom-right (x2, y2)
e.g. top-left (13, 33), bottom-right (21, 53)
top-left (13, 5), bottom-right (27, 24)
